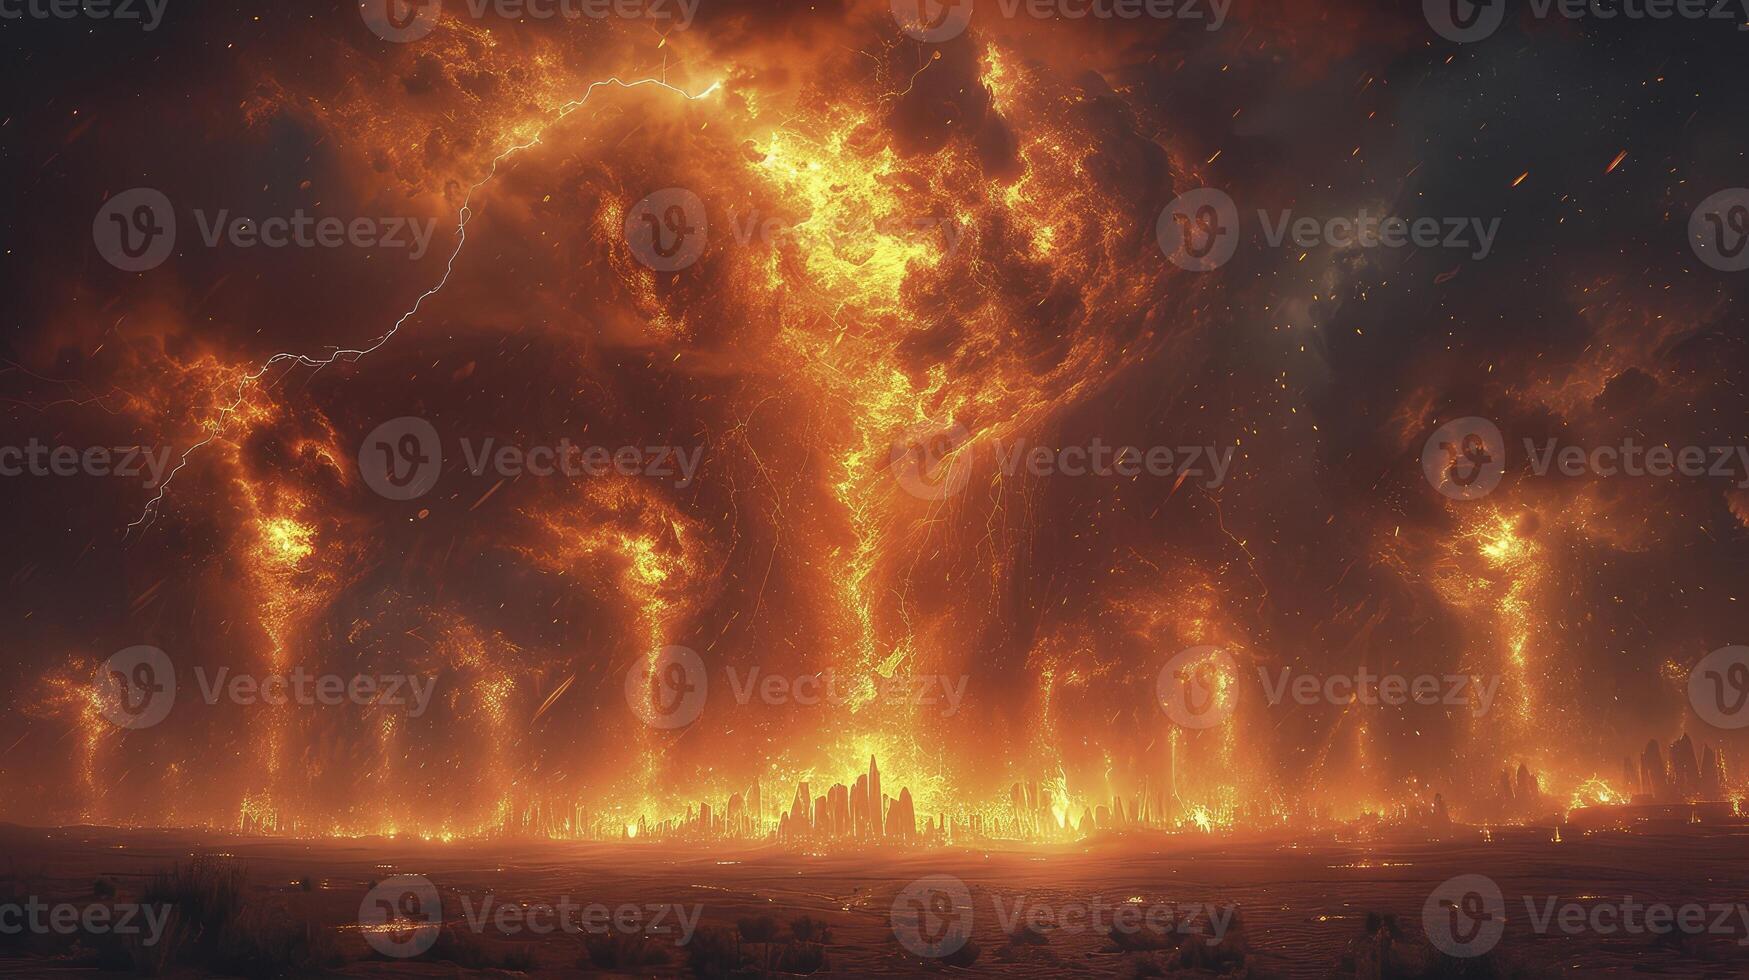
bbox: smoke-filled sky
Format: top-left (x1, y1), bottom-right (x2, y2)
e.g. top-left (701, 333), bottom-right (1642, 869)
top-left (0, 0), bottom-right (1745, 835)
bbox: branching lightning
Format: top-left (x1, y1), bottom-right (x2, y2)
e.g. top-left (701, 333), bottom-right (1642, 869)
top-left (128, 75), bottom-right (720, 534)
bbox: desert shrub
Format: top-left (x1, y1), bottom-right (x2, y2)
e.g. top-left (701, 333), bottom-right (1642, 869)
top-left (208, 912), bottom-right (344, 978)
top-left (685, 926), bottom-right (749, 979)
top-left (775, 940), bottom-right (829, 973)
top-left (140, 854), bottom-right (247, 965)
top-left (583, 931), bottom-right (673, 968)
top-left (424, 924), bottom-right (534, 971)
top-left (789, 914), bottom-right (833, 944)
top-left (736, 915), bottom-right (779, 944)
top-left (940, 938), bottom-right (980, 968)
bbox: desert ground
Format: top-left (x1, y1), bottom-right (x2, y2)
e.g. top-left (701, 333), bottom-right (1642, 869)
top-left (2, 822), bottom-right (1746, 977)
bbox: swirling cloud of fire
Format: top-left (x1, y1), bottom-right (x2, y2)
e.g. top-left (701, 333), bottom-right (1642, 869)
top-left (2, 2), bottom-right (1744, 839)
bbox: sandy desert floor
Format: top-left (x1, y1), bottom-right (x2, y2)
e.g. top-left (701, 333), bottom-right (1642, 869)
top-left (2, 822), bottom-right (1746, 977)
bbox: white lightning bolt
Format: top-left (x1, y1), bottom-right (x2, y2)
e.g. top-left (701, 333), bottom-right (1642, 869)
top-left (129, 75), bottom-right (720, 534)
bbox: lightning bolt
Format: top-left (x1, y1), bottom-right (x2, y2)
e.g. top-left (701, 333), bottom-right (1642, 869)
top-left (128, 74), bottom-right (720, 534)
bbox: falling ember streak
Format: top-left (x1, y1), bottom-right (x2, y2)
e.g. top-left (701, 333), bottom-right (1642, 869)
top-left (1511, 171), bottom-right (1530, 187)
top-left (1604, 150), bottom-right (1627, 174)
top-left (126, 75), bottom-right (720, 533)
top-left (531, 673), bottom-right (576, 725)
